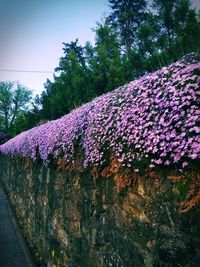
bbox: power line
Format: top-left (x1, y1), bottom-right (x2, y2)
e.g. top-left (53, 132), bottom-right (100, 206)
top-left (0, 69), bottom-right (53, 74)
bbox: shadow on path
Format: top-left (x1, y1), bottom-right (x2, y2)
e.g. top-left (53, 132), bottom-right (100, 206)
top-left (0, 185), bottom-right (36, 267)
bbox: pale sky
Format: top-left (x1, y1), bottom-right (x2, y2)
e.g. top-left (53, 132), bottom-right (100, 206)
top-left (0, 0), bottom-right (109, 95)
top-left (0, 0), bottom-right (199, 96)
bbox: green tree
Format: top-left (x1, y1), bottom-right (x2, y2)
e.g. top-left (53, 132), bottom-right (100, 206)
top-left (0, 131), bottom-right (10, 145)
top-left (0, 81), bottom-right (32, 133)
top-left (108, 0), bottom-right (147, 51)
top-left (40, 39), bottom-right (92, 120)
top-left (40, 24), bottom-right (125, 121)
top-left (90, 19), bottom-right (125, 95)
top-left (152, 0), bottom-right (200, 62)
top-left (11, 94), bottom-right (41, 135)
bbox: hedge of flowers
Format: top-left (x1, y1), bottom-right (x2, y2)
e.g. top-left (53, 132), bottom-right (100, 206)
top-left (0, 55), bottom-right (199, 170)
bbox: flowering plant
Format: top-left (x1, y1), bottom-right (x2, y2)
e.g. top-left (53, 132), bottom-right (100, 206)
top-left (0, 55), bottom-right (199, 170)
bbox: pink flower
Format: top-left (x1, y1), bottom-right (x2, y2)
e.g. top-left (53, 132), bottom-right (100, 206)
top-left (0, 57), bottom-right (199, 169)
top-left (182, 162), bottom-right (188, 168)
top-left (149, 164), bottom-right (155, 168)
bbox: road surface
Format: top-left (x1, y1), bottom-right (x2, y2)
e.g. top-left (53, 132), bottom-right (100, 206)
top-left (0, 185), bottom-right (36, 267)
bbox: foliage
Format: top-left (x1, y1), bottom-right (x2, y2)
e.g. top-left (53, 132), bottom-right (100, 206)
top-left (0, 56), bottom-right (199, 171)
top-left (151, 0), bottom-right (200, 61)
top-left (108, 0), bottom-right (147, 51)
top-left (0, 131), bottom-right (10, 145)
top-left (11, 94), bottom-right (41, 136)
top-left (0, 81), bottom-right (32, 134)
top-left (39, 20), bottom-right (126, 121)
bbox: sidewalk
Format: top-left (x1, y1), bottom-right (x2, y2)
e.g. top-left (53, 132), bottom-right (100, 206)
top-left (0, 185), bottom-right (36, 267)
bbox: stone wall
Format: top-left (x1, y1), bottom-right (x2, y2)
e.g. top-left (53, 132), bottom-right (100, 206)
top-left (0, 155), bottom-right (200, 267)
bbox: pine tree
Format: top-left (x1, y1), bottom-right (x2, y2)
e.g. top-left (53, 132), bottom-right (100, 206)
top-left (108, 0), bottom-right (147, 51)
top-left (152, 0), bottom-right (200, 61)
top-left (90, 19), bottom-right (125, 94)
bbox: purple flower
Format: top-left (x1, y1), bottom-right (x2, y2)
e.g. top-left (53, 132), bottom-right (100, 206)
top-left (0, 57), bottom-right (199, 170)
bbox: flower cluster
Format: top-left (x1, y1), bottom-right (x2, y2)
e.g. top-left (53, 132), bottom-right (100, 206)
top-left (0, 55), bottom-right (199, 169)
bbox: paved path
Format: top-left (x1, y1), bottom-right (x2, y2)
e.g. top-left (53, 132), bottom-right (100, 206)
top-left (0, 185), bottom-right (36, 267)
